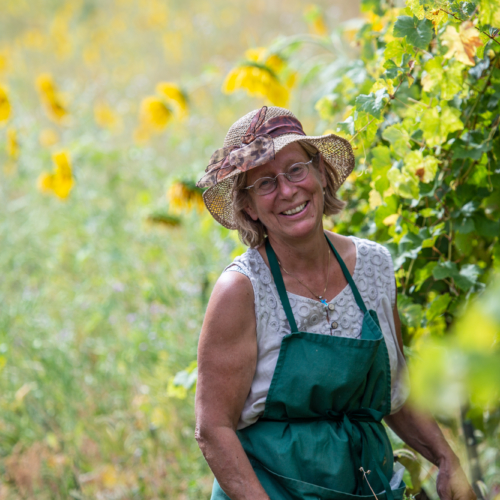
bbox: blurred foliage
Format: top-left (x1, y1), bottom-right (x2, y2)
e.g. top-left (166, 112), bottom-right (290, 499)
top-left (1, 0), bottom-right (499, 498)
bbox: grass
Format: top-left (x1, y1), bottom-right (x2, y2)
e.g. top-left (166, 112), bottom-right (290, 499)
top-left (0, 139), bottom-right (239, 498)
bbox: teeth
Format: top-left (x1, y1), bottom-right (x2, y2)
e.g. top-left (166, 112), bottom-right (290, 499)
top-left (283, 202), bottom-right (306, 215)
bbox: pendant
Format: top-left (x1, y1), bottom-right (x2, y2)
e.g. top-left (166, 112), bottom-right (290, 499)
top-left (320, 298), bottom-right (328, 306)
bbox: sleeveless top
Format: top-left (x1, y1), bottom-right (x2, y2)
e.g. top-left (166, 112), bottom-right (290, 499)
top-left (224, 236), bottom-right (409, 430)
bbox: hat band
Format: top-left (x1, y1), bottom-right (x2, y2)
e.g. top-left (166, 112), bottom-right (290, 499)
top-left (197, 109), bottom-right (306, 189)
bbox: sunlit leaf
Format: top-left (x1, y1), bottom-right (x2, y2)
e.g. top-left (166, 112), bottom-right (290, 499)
top-left (442, 22), bottom-right (483, 66)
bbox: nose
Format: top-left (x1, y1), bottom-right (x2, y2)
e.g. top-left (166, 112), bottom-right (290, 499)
top-left (275, 172), bottom-right (297, 197)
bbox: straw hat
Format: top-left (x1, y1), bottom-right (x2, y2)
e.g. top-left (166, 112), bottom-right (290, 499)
top-left (196, 106), bottom-right (355, 229)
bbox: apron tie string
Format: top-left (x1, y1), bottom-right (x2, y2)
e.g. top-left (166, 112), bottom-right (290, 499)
top-left (325, 408), bottom-right (395, 500)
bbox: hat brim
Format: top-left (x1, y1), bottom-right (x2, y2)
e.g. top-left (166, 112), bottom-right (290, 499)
top-left (202, 132), bottom-right (354, 230)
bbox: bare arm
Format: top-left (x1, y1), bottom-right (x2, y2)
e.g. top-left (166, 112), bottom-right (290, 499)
top-left (195, 271), bottom-right (270, 500)
top-left (384, 289), bottom-right (476, 500)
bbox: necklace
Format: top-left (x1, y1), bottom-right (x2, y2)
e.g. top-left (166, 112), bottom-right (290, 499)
top-left (277, 243), bottom-right (331, 306)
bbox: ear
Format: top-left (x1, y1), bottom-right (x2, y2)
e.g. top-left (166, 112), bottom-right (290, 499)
top-left (244, 199), bottom-right (259, 221)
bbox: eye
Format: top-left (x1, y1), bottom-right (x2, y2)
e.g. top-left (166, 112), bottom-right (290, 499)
top-left (288, 164), bottom-right (304, 176)
top-left (256, 178), bottom-right (273, 188)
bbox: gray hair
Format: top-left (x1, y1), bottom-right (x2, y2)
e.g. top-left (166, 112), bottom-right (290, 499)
top-left (231, 144), bottom-right (346, 248)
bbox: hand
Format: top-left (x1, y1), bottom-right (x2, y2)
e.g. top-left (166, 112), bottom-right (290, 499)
top-left (436, 459), bottom-right (477, 500)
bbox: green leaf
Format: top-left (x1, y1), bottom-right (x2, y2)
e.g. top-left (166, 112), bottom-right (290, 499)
top-left (421, 105), bottom-right (464, 147)
top-left (355, 89), bottom-right (389, 118)
top-left (361, 0), bottom-right (383, 15)
top-left (454, 264), bottom-right (482, 291)
top-left (414, 262), bottom-right (438, 291)
top-left (432, 261), bottom-right (482, 291)
top-left (459, 200), bottom-right (480, 217)
top-left (337, 115), bottom-right (355, 135)
top-left (383, 59), bottom-right (401, 79)
top-left (451, 134), bottom-right (492, 161)
top-left (387, 166), bottom-right (420, 199)
top-left (421, 59), bottom-right (463, 101)
top-left (404, 150), bottom-right (439, 183)
top-left (374, 195), bottom-right (399, 228)
top-left (427, 293), bottom-right (452, 322)
top-left (420, 208), bottom-right (436, 217)
top-left (393, 15), bottom-right (433, 50)
top-left (384, 39), bottom-right (414, 66)
top-left (474, 214), bottom-right (500, 238)
top-left (315, 95), bottom-right (338, 120)
top-left (382, 124), bottom-right (410, 158)
top-left (455, 217), bottom-right (476, 235)
top-left (354, 111), bottom-right (382, 147)
top-left (433, 261), bottom-right (458, 280)
top-left (371, 145), bottom-right (392, 193)
top-left (421, 236), bottom-right (437, 248)
top-left (398, 294), bottom-right (424, 328)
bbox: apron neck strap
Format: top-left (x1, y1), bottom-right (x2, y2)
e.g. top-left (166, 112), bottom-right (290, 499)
top-left (265, 238), bottom-right (299, 333)
top-left (324, 234), bottom-right (367, 314)
top-left (264, 233), bottom-right (368, 333)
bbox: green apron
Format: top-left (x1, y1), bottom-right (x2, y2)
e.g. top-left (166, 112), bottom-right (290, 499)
top-left (211, 235), bottom-right (406, 500)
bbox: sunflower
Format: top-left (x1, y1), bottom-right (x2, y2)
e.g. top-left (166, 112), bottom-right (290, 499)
top-left (167, 181), bottom-right (204, 214)
top-left (156, 82), bottom-right (188, 119)
top-left (36, 73), bottom-right (68, 123)
top-left (38, 150), bottom-right (74, 200)
top-left (0, 85), bottom-right (11, 123)
top-left (222, 47), bottom-right (293, 107)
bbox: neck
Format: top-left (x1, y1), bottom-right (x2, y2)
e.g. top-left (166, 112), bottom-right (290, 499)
top-left (266, 225), bottom-right (329, 274)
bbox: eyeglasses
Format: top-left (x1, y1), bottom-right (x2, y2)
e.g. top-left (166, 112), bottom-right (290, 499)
top-left (244, 158), bottom-right (313, 196)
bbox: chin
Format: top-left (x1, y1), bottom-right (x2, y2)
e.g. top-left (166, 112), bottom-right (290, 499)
top-left (272, 215), bottom-right (323, 241)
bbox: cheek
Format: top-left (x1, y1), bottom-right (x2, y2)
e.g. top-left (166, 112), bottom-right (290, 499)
top-left (305, 173), bottom-right (325, 194)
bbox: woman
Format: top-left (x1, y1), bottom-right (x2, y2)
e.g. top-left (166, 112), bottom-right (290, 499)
top-left (195, 106), bottom-right (475, 500)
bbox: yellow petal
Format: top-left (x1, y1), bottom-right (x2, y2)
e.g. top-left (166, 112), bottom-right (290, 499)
top-left (0, 84), bottom-right (11, 123)
top-left (244, 47), bottom-right (266, 62)
top-left (139, 96), bottom-right (172, 131)
top-left (38, 172), bottom-right (55, 193)
top-left (222, 69), bottom-right (239, 93)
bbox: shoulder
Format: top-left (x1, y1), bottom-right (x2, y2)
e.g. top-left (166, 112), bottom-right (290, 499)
top-left (324, 231), bottom-right (357, 270)
top-left (213, 263), bottom-right (254, 307)
top-left (202, 266), bottom-right (256, 342)
top-left (325, 230), bottom-right (355, 254)
top-left (350, 236), bottom-right (393, 269)
top-left (350, 237), bottom-right (396, 307)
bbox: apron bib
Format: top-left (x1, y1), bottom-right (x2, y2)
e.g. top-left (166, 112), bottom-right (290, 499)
top-left (211, 235), bottom-right (406, 500)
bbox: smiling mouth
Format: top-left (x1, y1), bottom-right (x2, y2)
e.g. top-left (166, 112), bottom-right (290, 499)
top-left (281, 201), bottom-right (308, 216)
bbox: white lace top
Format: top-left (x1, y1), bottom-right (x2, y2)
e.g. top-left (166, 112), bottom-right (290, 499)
top-left (225, 236), bottom-right (409, 430)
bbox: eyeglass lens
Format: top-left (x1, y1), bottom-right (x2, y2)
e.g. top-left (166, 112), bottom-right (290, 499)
top-left (253, 162), bottom-right (309, 195)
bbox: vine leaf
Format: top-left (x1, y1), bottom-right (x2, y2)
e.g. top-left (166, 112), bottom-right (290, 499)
top-left (337, 115), bottom-right (355, 136)
top-left (393, 15), bottom-right (433, 50)
top-left (442, 22), bottom-right (483, 66)
top-left (427, 293), bottom-right (452, 322)
top-left (355, 89), bottom-right (389, 118)
top-left (433, 262), bottom-right (482, 291)
top-left (421, 106), bottom-right (463, 147)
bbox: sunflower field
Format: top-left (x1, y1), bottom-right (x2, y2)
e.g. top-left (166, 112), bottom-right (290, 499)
top-left (0, 0), bottom-right (499, 499)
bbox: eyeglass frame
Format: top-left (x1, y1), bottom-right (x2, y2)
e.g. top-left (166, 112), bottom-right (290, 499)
top-left (243, 154), bottom-right (318, 196)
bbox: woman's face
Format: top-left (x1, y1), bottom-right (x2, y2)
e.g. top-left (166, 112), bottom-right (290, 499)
top-left (244, 142), bottom-right (327, 243)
